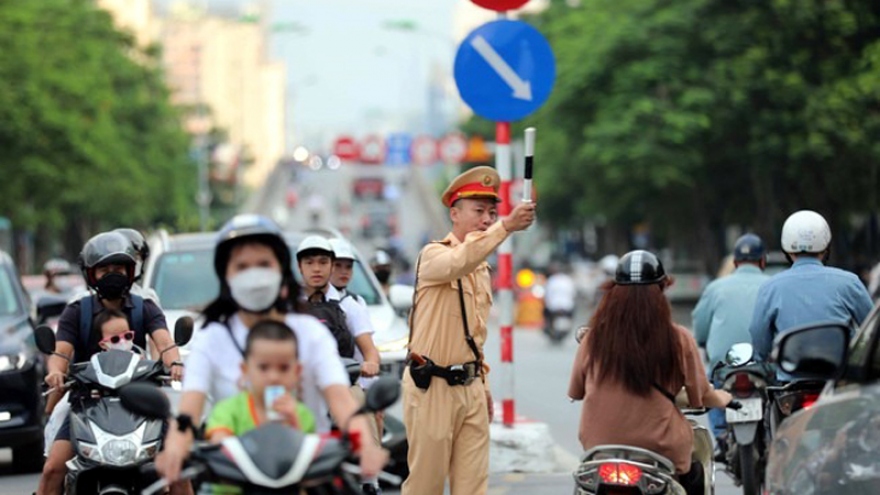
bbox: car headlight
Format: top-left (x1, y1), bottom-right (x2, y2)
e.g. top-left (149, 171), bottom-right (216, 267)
top-left (0, 353), bottom-right (27, 372)
top-left (101, 439), bottom-right (137, 466)
top-left (377, 337), bottom-right (408, 353)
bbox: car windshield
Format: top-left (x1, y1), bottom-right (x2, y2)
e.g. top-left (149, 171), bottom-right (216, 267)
top-left (152, 250), bottom-right (219, 311)
top-left (0, 265), bottom-right (22, 316)
top-left (152, 247), bottom-right (382, 310)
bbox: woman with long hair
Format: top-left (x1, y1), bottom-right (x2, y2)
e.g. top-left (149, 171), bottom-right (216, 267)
top-left (569, 250), bottom-right (732, 494)
top-left (154, 214), bottom-right (386, 486)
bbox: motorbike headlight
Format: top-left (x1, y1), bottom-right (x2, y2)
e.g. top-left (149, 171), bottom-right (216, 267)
top-left (0, 353), bottom-right (27, 372)
top-left (101, 439), bottom-right (137, 466)
top-left (377, 337), bottom-right (408, 353)
top-left (79, 442), bottom-right (103, 463)
top-left (136, 441), bottom-right (160, 462)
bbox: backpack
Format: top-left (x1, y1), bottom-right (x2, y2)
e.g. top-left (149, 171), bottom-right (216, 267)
top-left (306, 299), bottom-right (355, 358)
top-left (77, 294), bottom-right (145, 362)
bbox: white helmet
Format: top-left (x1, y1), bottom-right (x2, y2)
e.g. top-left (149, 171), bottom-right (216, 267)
top-left (296, 235), bottom-right (334, 260)
top-left (599, 254), bottom-right (619, 275)
top-left (781, 210), bottom-right (831, 254)
top-left (329, 238), bottom-right (356, 261)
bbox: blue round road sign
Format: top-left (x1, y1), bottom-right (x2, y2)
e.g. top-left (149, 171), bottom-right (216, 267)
top-left (454, 20), bottom-right (556, 122)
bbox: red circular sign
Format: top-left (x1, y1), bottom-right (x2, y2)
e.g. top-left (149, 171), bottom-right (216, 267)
top-left (471, 0), bottom-right (530, 11)
top-left (439, 133), bottom-right (468, 164)
top-left (359, 135), bottom-right (386, 164)
top-left (333, 136), bottom-right (360, 162)
top-left (411, 136), bottom-right (438, 165)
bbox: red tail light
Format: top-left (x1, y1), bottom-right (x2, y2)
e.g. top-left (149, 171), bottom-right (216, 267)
top-left (801, 392), bottom-right (820, 410)
top-left (732, 372), bottom-right (755, 397)
top-left (598, 462), bottom-right (642, 485)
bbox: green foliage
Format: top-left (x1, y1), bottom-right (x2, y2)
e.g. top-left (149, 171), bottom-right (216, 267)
top-left (513, 0), bottom-right (880, 264)
top-left (0, 0), bottom-right (196, 258)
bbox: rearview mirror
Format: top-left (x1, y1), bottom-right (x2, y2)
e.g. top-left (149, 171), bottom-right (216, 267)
top-left (174, 317), bottom-right (194, 347)
top-left (119, 382), bottom-right (171, 420)
top-left (725, 343), bottom-right (754, 367)
top-left (772, 322), bottom-right (849, 379)
top-left (388, 284), bottom-right (414, 313)
top-left (36, 296), bottom-right (67, 323)
top-left (364, 376), bottom-right (400, 413)
top-left (34, 325), bottom-right (57, 355)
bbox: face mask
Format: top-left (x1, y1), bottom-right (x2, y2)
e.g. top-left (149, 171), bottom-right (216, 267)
top-left (104, 339), bottom-right (133, 352)
top-left (374, 269), bottom-right (391, 285)
top-left (228, 267), bottom-right (282, 313)
top-left (95, 272), bottom-right (130, 300)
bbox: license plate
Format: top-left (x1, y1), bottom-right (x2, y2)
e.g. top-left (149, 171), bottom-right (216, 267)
top-left (726, 397), bottom-right (763, 423)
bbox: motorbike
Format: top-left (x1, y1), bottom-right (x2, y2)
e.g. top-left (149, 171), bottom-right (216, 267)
top-left (572, 406), bottom-right (716, 495)
top-left (543, 309), bottom-right (574, 344)
top-left (34, 318), bottom-right (193, 495)
top-left (341, 358), bottom-right (408, 485)
top-left (711, 343), bottom-right (773, 495)
top-left (118, 376), bottom-right (402, 495)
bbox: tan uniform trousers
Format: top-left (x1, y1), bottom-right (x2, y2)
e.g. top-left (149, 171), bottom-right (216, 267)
top-left (401, 368), bottom-right (489, 495)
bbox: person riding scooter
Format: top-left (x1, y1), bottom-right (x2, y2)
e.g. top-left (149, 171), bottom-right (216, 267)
top-left (568, 250), bottom-right (736, 495)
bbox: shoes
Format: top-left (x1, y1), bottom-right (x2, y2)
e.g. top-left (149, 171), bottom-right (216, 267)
top-left (362, 483), bottom-right (382, 495)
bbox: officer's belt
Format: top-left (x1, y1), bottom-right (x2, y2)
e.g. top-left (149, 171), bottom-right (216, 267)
top-left (430, 360), bottom-right (481, 386)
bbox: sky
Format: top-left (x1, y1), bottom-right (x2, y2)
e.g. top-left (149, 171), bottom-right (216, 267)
top-left (157, 0), bottom-right (464, 151)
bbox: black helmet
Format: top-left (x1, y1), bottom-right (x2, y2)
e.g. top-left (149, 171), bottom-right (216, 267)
top-left (214, 214), bottom-right (291, 280)
top-left (114, 228), bottom-right (150, 261)
top-left (615, 250), bottom-right (667, 285)
top-left (79, 231), bottom-right (137, 286)
top-left (733, 233), bottom-right (765, 262)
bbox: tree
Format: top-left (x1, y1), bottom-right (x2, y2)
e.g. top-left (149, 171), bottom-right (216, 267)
top-left (515, 0), bottom-right (880, 269)
top-left (0, 0), bottom-right (196, 268)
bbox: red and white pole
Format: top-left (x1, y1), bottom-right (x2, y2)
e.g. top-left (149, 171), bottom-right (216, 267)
top-left (496, 122), bottom-right (515, 427)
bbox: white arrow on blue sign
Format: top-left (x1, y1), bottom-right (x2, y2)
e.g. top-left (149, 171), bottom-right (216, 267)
top-left (454, 19), bottom-right (556, 122)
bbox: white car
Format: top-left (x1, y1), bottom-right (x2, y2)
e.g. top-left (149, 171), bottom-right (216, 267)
top-left (142, 228), bottom-right (411, 377)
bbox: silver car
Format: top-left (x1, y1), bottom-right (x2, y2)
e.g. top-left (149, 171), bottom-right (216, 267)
top-left (765, 308), bottom-right (880, 494)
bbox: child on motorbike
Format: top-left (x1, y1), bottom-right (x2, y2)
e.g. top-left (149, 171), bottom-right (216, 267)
top-left (206, 319), bottom-right (316, 442)
top-left (96, 309), bottom-right (138, 353)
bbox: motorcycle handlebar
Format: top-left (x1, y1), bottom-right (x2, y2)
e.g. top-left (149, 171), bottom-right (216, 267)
top-left (42, 380), bottom-right (75, 397)
top-left (141, 464), bottom-right (204, 495)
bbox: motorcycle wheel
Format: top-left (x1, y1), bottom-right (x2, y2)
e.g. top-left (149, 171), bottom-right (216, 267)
top-left (739, 444), bottom-right (761, 495)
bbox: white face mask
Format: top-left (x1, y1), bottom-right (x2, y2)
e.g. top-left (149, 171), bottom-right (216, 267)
top-left (228, 267), bottom-right (283, 313)
top-left (104, 339), bottom-right (133, 352)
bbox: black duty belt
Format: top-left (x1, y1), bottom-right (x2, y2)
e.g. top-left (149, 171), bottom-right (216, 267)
top-left (430, 360), bottom-right (481, 386)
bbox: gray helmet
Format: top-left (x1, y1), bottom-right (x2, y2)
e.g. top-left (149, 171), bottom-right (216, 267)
top-left (371, 250), bottom-right (392, 267)
top-left (114, 228), bottom-right (149, 261)
top-left (79, 231), bottom-right (137, 286)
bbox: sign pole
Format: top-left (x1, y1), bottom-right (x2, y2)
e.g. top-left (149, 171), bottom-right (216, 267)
top-left (496, 121), bottom-right (515, 428)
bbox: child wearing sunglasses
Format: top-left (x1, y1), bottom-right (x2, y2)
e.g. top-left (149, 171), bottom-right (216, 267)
top-left (95, 309), bottom-right (137, 353)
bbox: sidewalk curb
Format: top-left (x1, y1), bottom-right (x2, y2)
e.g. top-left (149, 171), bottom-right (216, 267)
top-left (489, 421), bottom-right (579, 475)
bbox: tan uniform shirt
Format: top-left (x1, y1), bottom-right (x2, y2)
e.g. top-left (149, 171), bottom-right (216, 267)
top-left (567, 324), bottom-right (712, 473)
top-left (409, 221), bottom-right (509, 386)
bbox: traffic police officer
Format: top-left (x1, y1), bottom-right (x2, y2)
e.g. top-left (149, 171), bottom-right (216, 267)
top-left (402, 166), bottom-right (536, 495)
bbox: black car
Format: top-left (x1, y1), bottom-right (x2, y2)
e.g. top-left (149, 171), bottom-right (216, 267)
top-left (0, 249), bottom-right (46, 472)
top-left (765, 308), bottom-right (880, 494)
